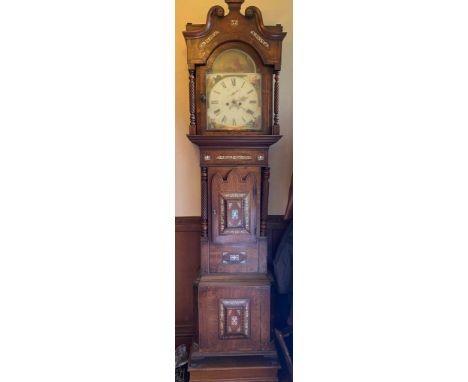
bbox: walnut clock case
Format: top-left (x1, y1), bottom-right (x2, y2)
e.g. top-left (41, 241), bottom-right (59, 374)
top-left (183, 0), bottom-right (286, 380)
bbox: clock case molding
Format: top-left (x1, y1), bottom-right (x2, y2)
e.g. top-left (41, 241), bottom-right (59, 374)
top-left (183, 0), bottom-right (286, 376)
top-left (184, 0), bottom-right (285, 140)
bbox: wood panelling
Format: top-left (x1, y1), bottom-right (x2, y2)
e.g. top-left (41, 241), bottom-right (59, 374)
top-left (175, 215), bottom-right (288, 348)
top-left (175, 217), bottom-right (201, 348)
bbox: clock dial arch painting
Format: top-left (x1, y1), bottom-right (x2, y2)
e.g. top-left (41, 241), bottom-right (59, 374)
top-left (196, 41), bottom-right (273, 135)
top-left (206, 48), bottom-right (262, 131)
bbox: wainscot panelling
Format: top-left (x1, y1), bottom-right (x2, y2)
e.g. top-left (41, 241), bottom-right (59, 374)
top-left (175, 217), bottom-right (201, 349)
top-left (175, 215), bottom-right (288, 348)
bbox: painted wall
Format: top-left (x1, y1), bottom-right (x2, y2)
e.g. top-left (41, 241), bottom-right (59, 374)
top-left (175, 0), bottom-right (292, 216)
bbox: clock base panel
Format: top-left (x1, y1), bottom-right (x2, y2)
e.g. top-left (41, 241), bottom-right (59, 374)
top-left (188, 353), bottom-right (279, 382)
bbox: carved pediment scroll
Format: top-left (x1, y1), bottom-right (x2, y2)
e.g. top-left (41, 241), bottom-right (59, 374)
top-left (183, 0), bottom-right (286, 69)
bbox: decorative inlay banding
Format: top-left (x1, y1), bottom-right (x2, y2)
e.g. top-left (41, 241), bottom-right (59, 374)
top-left (222, 251), bottom-right (247, 264)
top-left (216, 155), bottom-right (252, 160)
top-left (203, 152), bottom-right (266, 164)
top-left (189, 70), bottom-right (196, 134)
top-left (201, 167), bottom-right (208, 237)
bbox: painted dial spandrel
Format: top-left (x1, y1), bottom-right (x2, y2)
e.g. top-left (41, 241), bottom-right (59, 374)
top-left (206, 73), bottom-right (262, 130)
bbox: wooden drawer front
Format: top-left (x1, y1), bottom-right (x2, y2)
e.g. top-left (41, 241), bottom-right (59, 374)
top-left (209, 244), bottom-right (259, 273)
top-left (198, 284), bottom-right (271, 353)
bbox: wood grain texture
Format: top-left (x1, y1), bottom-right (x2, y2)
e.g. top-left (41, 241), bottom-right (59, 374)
top-left (200, 148), bottom-right (268, 167)
top-left (197, 282), bottom-right (269, 353)
top-left (208, 242), bottom-right (259, 273)
top-left (175, 216), bottom-right (202, 232)
top-left (183, 0), bottom-right (285, 70)
top-left (189, 354), bottom-right (279, 382)
top-left (175, 217), bottom-right (201, 349)
top-left (187, 134), bottom-right (282, 148)
top-left (175, 216), bottom-right (288, 348)
top-left (211, 167), bottom-right (259, 245)
top-left (260, 166), bottom-right (270, 236)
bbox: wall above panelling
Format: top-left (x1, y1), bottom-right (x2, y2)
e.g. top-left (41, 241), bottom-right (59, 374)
top-left (175, 0), bottom-right (292, 216)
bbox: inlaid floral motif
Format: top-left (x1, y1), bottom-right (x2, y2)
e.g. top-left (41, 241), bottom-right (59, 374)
top-left (218, 298), bottom-right (250, 339)
top-left (219, 193), bottom-right (250, 233)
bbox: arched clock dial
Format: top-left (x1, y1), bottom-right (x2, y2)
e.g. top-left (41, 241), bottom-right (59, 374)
top-left (206, 73), bottom-right (262, 130)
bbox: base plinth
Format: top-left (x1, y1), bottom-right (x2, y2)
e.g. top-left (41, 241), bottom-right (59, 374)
top-left (188, 351), bottom-right (279, 382)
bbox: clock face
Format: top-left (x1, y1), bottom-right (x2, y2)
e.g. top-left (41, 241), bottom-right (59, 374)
top-left (206, 73), bottom-right (262, 131)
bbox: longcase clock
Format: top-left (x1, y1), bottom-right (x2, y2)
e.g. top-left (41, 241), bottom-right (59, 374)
top-left (183, 1), bottom-right (286, 380)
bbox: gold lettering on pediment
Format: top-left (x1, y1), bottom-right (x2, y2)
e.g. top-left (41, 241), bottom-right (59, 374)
top-left (199, 30), bottom-right (220, 50)
top-left (250, 30), bottom-right (270, 48)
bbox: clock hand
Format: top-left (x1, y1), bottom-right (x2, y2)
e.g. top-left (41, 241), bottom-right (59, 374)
top-left (231, 96), bottom-right (249, 109)
top-left (229, 99), bottom-right (238, 109)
